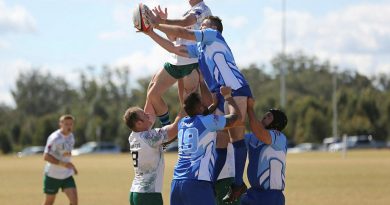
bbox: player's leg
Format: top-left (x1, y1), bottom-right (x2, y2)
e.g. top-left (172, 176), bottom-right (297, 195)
top-left (130, 192), bottom-right (163, 205)
top-left (144, 73), bottom-right (157, 115)
top-left (42, 194), bottom-right (56, 205)
top-left (145, 65), bottom-right (177, 126)
top-left (213, 130), bottom-right (229, 182)
top-left (170, 180), bottom-right (184, 205)
top-left (62, 176), bottom-right (77, 205)
top-left (215, 177), bottom-right (240, 205)
top-left (42, 175), bottom-right (60, 205)
top-left (63, 188), bottom-right (78, 205)
top-left (181, 68), bottom-right (200, 99)
top-left (223, 96), bottom-right (248, 202)
top-left (182, 180), bottom-right (215, 205)
top-left (213, 108), bottom-right (229, 182)
top-left (241, 189), bottom-right (285, 205)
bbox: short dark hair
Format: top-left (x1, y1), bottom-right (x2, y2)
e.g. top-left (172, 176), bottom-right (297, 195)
top-left (267, 109), bottom-right (288, 131)
top-left (184, 92), bottom-right (202, 117)
top-left (205, 16), bottom-right (223, 33)
top-left (123, 107), bottom-right (142, 130)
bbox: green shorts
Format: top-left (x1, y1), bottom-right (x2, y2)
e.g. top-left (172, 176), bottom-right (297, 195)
top-left (215, 177), bottom-right (240, 205)
top-left (164, 62), bottom-right (198, 79)
top-left (43, 175), bottom-right (76, 195)
top-left (129, 192), bottom-right (163, 205)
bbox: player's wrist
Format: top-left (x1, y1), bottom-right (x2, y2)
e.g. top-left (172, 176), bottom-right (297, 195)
top-left (224, 94), bottom-right (232, 100)
top-left (58, 161), bottom-right (66, 167)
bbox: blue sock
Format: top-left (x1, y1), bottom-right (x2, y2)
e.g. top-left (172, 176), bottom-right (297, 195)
top-left (158, 111), bottom-right (171, 126)
top-left (213, 148), bottom-right (227, 182)
top-left (233, 139), bottom-right (247, 186)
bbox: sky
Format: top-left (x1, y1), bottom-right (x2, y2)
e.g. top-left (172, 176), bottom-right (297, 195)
top-left (0, 0), bottom-right (389, 106)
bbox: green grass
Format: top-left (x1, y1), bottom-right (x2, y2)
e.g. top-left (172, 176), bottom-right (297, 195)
top-left (1, 150), bottom-right (390, 205)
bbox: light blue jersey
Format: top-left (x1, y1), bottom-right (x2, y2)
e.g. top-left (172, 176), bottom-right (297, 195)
top-left (187, 29), bottom-right (249, 93)
top-left (173, 114), bottom-right (226, 181)
top-left (245, 132), bottom-right (287, 191)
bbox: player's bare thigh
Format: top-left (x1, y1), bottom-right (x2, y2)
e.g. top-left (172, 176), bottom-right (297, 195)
top-left (224, 96), bottom-right (247, 142)
top-left (42, 194), bottom-right (56, 205)
top-left (63, 187), bottom-right (78, 205)
top-left (148, 68), bottom-right (177, 97)
top-left (144, 68), bottom-right (177, 115)
top-left (182, 69), bottom-right (200, 95)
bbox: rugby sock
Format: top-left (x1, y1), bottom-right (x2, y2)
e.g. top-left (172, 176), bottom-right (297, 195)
top-left (233, 139), bottom-right (247, 186)
top-left (213, 148), bottom-right (227, 182)
top-left (158, 111), bottom-right (171, 126)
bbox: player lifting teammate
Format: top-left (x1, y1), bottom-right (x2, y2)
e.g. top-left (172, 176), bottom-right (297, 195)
top-left (143, 14), bottom-right (252, 202)
top-left (123, 106), bottom-right (185, 205)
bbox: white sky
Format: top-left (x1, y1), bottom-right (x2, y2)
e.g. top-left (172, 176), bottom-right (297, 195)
top-left (0, 0), bottom-right (389, 106)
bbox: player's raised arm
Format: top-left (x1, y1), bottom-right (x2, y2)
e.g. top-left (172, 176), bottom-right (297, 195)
top-left (146, 10), bottom-right (196, 41)
top-left (152, 5), bottom-right (197, 27)
top-left (247, 98), bottom-right (272, 144)
top-left (164, 108), bottom-right (186, 140)
top-left (221, 86), bottom-right (242, 129)
top-left (144, 29), bottom-right (190, 58)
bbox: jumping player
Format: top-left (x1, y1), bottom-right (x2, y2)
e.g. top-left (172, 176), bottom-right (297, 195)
top-left (143, 15), bottom-right (252, 202)
top-left (144, 0), bottom-right (211, 127)
top-left (123, 106), bottom-right (185, 205)
top-left (170, 86), bottom-right (241, 205)
top-left (42, 115), bottom-right (78, 205)
top-left (243, 98), bottom-right (288, 205)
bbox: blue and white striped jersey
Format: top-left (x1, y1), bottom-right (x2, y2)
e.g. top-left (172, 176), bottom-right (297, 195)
top-left (245, 132), bottom-right (287, 191)
top-left (173, 114), bottom-right (226, 181)
top-left (187, 29), bottom-right (249, 93)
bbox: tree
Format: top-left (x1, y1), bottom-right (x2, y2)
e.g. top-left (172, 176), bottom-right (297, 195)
top-left (12, 69), bottom-right (77, 117)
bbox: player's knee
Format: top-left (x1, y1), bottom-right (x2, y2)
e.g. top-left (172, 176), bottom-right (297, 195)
top-left (69, 197), bottom-right (78, 205)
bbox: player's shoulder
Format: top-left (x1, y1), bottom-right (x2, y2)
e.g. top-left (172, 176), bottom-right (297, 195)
top-left (270, 130), bottom-right (286, 139)
top-left (192, 1), bottom-right (209, 11)
top-left (48, 130), bottom-right (62, 141)
top-left (269, 130), bottom-right (287, 146)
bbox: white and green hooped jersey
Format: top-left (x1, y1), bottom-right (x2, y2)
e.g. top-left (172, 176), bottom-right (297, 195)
top-left (44, 130), bottom-right (75, 179)
top-left (129, 127), bottom-right (169, 193)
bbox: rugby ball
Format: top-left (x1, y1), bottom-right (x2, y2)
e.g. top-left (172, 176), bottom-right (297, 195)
top-left (132, 3), bottom-right (151, 31)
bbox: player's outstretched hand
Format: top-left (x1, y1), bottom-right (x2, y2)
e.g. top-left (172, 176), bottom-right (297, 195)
top-left (220, 86), bottom-right (232, 98)
top-left (144, 8), bottom-right (158, 28)
top-left (152, 5), bottom-right (168, 20)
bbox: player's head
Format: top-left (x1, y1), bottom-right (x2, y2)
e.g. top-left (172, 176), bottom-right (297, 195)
top-left (184, 92), bottom-right (208, 117)
top-left (261, 109), bottom-right (288, 131)
top-left (189, 0), bottom-right (203, 7)
top-left (123, 107), bottom-right (153, 132)
top-left (59, 114), bottom-right (75, 135)
top-left (201, 16), bottom-right (223, 33)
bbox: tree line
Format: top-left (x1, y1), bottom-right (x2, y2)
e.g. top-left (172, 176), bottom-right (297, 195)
top-left (1, 53), bottom-right (389, 153)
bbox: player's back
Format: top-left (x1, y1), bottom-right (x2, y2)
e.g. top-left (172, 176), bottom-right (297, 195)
top-left (245, 132), bottom-right (287, 191)
top-left (174, 114), bottom-right (226, 181)
top-left (196, 29), bottom-right (249, 92)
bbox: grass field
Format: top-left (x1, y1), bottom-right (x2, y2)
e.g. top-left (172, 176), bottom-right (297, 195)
top-left (1, 150), bottom-right (390, 205)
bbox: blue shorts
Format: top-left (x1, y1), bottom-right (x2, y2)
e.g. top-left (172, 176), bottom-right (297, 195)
top-left (216, 85), bottom-right (253, 113)
top-left (241, 188), bottom-right (285, 205)
top-left (170, 179), bottom-right (215, 205)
